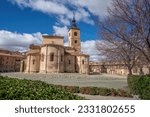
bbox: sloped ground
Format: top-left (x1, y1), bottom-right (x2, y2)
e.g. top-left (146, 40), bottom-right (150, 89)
top-left (1, 73), bottom-right (127, 89)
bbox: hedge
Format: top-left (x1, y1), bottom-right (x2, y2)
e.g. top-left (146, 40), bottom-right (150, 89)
top-left (56, 85), bottom-right (132, 97)
top-left (127, 75), bottom-right (150, 100)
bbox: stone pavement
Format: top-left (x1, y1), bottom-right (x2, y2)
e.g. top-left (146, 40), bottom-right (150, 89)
top-left (1, 72), bottom-right (128, 89)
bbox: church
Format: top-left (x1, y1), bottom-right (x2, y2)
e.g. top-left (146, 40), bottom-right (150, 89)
top-left (20, 17), bottom-right (89, 74)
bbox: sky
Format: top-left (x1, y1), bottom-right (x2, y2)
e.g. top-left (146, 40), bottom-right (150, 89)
top-left (0, 0), bottom-right (112, 61)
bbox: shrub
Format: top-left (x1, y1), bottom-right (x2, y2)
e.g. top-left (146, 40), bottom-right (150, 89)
top-left (97, 87), bottom-right (111, 96)
top-left (79, 87), bottom-right (129, 97)
top-left (80, 87), bottom-right (91, 94)
top-left (88, 87), bottom-right (99, 95)
top-left (127, 75), bottom-right (140, 94)
top-left (117, 89), bottom-right (132, 97)
top-left (128, 75), bottom-right (150, 99)
top-left (137, 76), bottom-right (150, 100)
top-left (79, 87), bottom-right (104, 95)
top-left (111, 88), bottom-right (118, 96)
top-left (0, 76), bottom-right (84, 100)
top-left (64, 86), bottom-right (80, 93)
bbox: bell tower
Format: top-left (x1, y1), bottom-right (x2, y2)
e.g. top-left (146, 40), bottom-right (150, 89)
top-left (68, 15), bottom-right (81, 53)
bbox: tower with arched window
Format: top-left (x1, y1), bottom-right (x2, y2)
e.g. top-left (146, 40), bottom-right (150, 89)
top-left (68, 16), bottom-right (81, 53)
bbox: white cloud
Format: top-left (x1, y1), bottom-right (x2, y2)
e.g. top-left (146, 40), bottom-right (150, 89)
top-left (58, 15), bottom-right (70, 26)
top-left (75, 8), bottom-right (94, 25)
top-left (0, 30), bottom-right (42, 51)
top-left (68, 0), bottom-right (112, 17)
top-left (53, 26), bottom-right (68, 40)
top-left (11, 0), bottom-right (70, 15)
top-left (10, 0), bottom-right (112, 26)
top-left (81, 40), bottom-right (99, 61)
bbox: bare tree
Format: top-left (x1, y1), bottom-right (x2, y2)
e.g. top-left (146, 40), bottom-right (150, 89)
top-left (109, 0), bottom-right (150, 65)
top-left (96, 0), bottom-right (150, 74)
top-left (96, 27), bottom-right (139, 75)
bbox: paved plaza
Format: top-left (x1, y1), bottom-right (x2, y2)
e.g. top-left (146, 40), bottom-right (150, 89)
top-left (1, 73), bottom-right (127, 89)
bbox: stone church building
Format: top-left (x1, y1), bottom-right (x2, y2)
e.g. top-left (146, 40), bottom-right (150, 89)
top-left (20, 17), bottom-right (89, 74)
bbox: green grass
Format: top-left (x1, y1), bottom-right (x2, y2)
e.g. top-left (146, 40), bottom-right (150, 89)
top-left (0, 76), bottom-right (84, 100)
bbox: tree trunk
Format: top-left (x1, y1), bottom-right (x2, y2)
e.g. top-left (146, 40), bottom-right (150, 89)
top-left (128, 66), bottom-right (132, 75)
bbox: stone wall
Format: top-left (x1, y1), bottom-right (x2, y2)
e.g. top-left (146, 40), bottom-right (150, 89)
top-left (64, 54), bottom-right (75, 73)
top-left (76, 55), bottom-right (89, 74)
top-left (25, 53), bottom-right (40, 73)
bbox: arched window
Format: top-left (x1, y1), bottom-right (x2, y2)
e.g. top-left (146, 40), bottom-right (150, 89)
top-left (74, 32), bottom-right (77, 36)
top-left (41, 54), bottom-right (44, 61)
top-left (33, 59), bottom-right (35, 64)
top-left (82, 60), bottom-right (84, 64)
top-left (50, 53), bottom-right (54, 61)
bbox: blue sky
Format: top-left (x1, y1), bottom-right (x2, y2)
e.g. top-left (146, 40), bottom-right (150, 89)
top-left (0, 0), bottom-right (112, 60)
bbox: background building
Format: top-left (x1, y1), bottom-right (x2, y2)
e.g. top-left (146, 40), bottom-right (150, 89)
top-left (89, 61), bottom-right (149, 75)
top-left (0, 48), bottom-right (24, 72)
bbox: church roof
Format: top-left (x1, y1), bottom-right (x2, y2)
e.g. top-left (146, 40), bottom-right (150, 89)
top-left (29, 44), bottom-right (40, 49)
top-left (0, 52), bottom-right (23, 58)
top-left (68, 15), bottom-right (80, 31)
top-left (41, 43), bottom-right (64, 48)
top-left (65, 46), bottom-right (76, 50)
top-left (65, 52), bottom-right (89, 57)
top-left (42, 35), bottom-right (64, 39)
top-left (75, 53), bottom-right (89, 57)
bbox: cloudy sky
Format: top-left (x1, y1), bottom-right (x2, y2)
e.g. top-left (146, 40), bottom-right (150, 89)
top-left (0, 0), bottom-right (112, 61)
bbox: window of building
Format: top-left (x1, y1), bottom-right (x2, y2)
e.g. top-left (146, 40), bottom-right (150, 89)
top-left (74, 32), bottom-right (77, 36)
top-left (41, 54), bottom-right (44, 61)
top-left (69, 60), bottom-right (71, 64)
top-left (61, 55), bottom-right (63, 62)
top-left (74, 40), bottom-right (77, 43)
top-left (50, 53), bottom-right (54, 61)
top-left (69, 33), bottom-right (70, 37)
top-left (33, 59), bottom-right (35, 65)
top-left (82, 60), bottom-right (84, 64)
